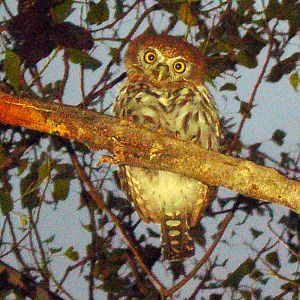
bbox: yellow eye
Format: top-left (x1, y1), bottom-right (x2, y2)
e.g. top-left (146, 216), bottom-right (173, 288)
top-left (144, 51), bottom-right (156, 64)
top-left (173, 61), bottom-right (186, 74)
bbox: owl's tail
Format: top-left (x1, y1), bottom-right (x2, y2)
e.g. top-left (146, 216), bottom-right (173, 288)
top-left (160, 212), bottom-right (195, 261)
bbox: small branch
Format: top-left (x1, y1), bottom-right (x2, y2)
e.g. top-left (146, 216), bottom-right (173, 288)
top-left (0, 260), bottom-right (64, 300)
top-left (66, 143), bottom-right (167, 295)
top-left (165, 202), bottom-right (237, 297)
top-left (228, 23), bottom-right (277, 153)
top-left (0, 135), bottom-right (41, 171)
top-left (0, 93), bottom-right (299, 214)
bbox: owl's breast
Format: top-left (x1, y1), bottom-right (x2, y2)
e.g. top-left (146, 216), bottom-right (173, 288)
top-left (113, 81), bottom-right (220, 150)
top-left (113, 82), bottom-right (171, 130)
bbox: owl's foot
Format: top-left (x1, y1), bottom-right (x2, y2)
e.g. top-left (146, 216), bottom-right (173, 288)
top-left (95, 137), bottom-right (126, 167)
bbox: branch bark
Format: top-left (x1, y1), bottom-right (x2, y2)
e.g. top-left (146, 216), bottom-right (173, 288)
top-left (0, 92), bottom-right (299, 214)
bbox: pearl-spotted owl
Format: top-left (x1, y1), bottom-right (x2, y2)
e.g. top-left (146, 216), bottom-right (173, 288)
top-left (113, 34), bottom-right (221, 261)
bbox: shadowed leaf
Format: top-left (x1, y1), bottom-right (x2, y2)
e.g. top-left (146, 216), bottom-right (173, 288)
top-left (4, 50), bottom-right (22, 93)
top-left (87, 0), bottom-right (109, 25)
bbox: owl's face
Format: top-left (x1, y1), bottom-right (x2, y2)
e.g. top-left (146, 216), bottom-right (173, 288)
top-left (125, 34), bottom-right (205, 88)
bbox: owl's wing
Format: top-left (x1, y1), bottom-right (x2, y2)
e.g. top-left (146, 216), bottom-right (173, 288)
top-left (167, 86), bottom-right (221, 226)
top-left (113, 82), bottom-right (168, 131)
top-left (170, 85), bottom-right (221, 151)
top-left (118, 165), bottom-right (153, 223)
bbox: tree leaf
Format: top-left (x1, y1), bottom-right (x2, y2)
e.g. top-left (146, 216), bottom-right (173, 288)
top-left (109, 47), bottom-right (120, 64)
top-left (236, 50), bottom-right (258, 69)
top-left (289, 72), bottom-right (300, 90)
top-left (53, 178), bottom-right (70, 201)
top-left (114, 0), bottom-right (124, 18)
top-left (50, 247), bottom-right (63, 254)
top-left (225, 258), bottom-right (256, 288)
top-left (266, 53), bottom-right (300, 82)
top-left (147, 228), bottom-right (160, 238)
top-left (178, 2), bottom-right (198, 26)
top-left (52, 0), bottom-right (74, 23)
top-left (43, 234), bottom-right (55, 244)
top-left (0, 145), bottom-right (8, 164)
top-left (0, 190), bottom-right (13, 214)
top-left (169, 260), bottom-right (185, 280)
top-left (64, 246), bottom-right (79, 261)
top-left (266, 251), bottom-right (280, 268)
top-left (220, 83), bottom-right (237, 91)
top-left (239, 101), bottom-right (252, 118)
top-left (3, 49), bottom-right (22, 93)
top-left (250, 227), bottom-right (263, 238)
top-left (87, 0), bottom-right (109, 25)
top-left (271, 129), bottom-right (286, 146)
top-left (67, 49), bottom-right (101, 70)
top-left (20, 166), bottom-right (40, 209)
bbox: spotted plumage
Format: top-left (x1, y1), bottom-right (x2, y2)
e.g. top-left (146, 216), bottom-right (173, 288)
top-left (113, 34), bottom-right (221, 260)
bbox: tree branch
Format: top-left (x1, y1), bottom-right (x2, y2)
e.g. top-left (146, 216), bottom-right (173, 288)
top-left (0, 260), bottom-right (64, 300)
top-left (0, 92), bottom-right (299, 214)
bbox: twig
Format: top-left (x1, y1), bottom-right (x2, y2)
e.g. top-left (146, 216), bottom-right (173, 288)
top-left (165, 202), bottom-right (239, 297)
top-left (66, 142), bottom-right (167, 296)
top-left (227, 22), bottom-right (277, 154)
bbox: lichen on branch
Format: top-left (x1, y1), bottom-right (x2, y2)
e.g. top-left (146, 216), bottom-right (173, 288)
top-left (0, 92), bottom-right (299, 214)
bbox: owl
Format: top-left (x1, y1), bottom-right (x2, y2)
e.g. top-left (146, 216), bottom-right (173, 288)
top-left (113, 34), bottom-right (221, 261)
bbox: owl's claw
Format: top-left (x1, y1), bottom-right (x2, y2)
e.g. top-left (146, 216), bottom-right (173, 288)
top-left (150, 141), bottom-right (164, 161)
top-left (95, 137), bottom-right (126, 167)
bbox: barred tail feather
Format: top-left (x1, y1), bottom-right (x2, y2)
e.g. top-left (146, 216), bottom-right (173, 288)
top-left (160, 212), bottom-right (194, 261)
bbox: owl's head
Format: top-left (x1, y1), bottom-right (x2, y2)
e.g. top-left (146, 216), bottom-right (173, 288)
top-left (125, 34), bottom-right (205, 88)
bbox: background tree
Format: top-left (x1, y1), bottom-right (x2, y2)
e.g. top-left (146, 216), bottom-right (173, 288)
top-left (0, 0), bottom-right (299, 299)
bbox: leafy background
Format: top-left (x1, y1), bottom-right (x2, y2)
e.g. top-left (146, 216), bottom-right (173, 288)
top-left (0, 0), bottom-right (299, 299)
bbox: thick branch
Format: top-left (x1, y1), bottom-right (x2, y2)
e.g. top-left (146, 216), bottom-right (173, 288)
top-left (0, 92), bottom-right (299, 213)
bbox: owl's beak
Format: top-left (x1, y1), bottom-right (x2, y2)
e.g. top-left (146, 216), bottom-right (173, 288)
top-left (156, 64), bottom-right (169, 83)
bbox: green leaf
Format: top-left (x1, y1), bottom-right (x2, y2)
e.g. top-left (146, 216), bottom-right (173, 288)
top-left (240, 290), bottom-right (252, 300)
top-left (50, 247), bottom-right (63, 254)
top-left (178, 2), bottom-right (198, 26)
top-left (109, 47), bottom-right (120, 64)
top-left (0, 190), bottom-right (13, 214)
top-left (114, 0), bottom-right (124, 18)
top-left (271, 129), bottom-right (286, 146)
top-left (67, 49), bottom-right (101, 71)
top-left (4, 49), bottom-right (22, 93)
top-left (236, 51), bottom-right (257, 69)
top-left (241, 28), bottom-right (267, 56)
top-left (18, 159), bottom-right (28, 176)
top-left (266, 53), bottom-right (300, 82)
top-left (0, 145), bottom-right (7, 164)
top-left (55, 163), bottom-right (75, 179)
top-left (266, 251), bottom-right (280, 268)
top-left (43, 234), bottom-right (55, 244)
top-left (52, 0), bottom-right (73, 23)
top-left (220, 83), bottom-right (237, 91)
top-left (265, 0), bottom-right (281, 20)
top-left (87, 0), bottom-right (109, 25)
top-left (225, 258), bottom-right (256, 288)
top-left (20, 167), bottom-right (39, 209)
top-left (64, 246), bottom-right (79, 261)
top-left (53, 178), bottom-right (70, 201)
top-left (290, 72), bottom-right (300, 90)
top-left (37, 162), bottom-right (51, 186)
